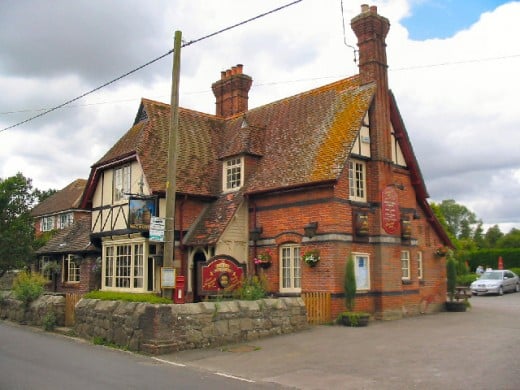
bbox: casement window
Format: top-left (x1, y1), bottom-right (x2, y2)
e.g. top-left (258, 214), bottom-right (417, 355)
top-left (348, 160), bottom-right (366, 202)
top-left (58, 213), bottom-right (73, 229)
top-left (41, 216), bottom-right (54, 232)
top-left (279, 244), bottom-right (301, 293)
top-left (113, 164), bottom-right (131, 202)
top-left (223, 157), bottom-right (243, 191)
top-left (353, 253), bottom-right (370, 290)
top-left (63, 255), bottom-right (80, 283)
top-left (401, 250), bottom-right (410, 280)
top-left (103, 241), bottom-right (145, 290)
top-left (417, 251), bottom-right (423, 280)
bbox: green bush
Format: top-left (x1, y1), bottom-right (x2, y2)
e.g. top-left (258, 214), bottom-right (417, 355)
top-left (233, 276), bottom-right (267, 301)
top-left (42, 311), bottom-right (57, 331)
top-left (12, 271), bottom-right (47, 306)
top-left (457, 273), bottom-right (478, 286)
top-left (344, 256), bottom-right (357, 312)
top-left (446, 257), bottom-right (457, 301)
top-left (83, 291), bottom-right (172, 304)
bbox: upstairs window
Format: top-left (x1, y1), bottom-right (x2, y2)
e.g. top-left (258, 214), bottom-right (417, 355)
top-left (223, 157), bottom-right (243, 191)
top-left (41, 216), bottom-right (54, 232)
top-left (114, 165), bottom-right (131, 202)
top-left (348, 160), bottom-right (366, 202)
top-left (58, 213), bottom-right (73, 229)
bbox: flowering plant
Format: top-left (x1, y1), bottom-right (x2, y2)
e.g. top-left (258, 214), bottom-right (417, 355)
top-left (302, 249), bottom-right (320, 267)
top-left (254, 250), bottom-right (272, 266)
top-left (435, 245), bottom-right (448, 257)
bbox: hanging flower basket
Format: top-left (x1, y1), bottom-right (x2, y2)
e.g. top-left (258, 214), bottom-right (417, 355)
top-left (302, 249), bottom-right (320, 267)
top-left (254, 250), bottom-right (272, 269)
top-left (435, 246), bottom-right (448, 257)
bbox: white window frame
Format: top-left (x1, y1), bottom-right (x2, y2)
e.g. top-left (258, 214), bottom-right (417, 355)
top-left (64, 254), bottom-right (80, 283)
top-left (102, 239), bottom-right (146, 292)
top-left (223, 157), bottom-right (244, 192)
top-left (58, 212), bottom-right (73, 229)
top-left (348, 159), bottom-right (366, 202)
top-left (279, 244), bottom-right (301, 293)
top-left (41, 216), bottom-right (55, 232)
top-left (114, 164), bottom-right (131, 202)
top-left (417, 251), bottom-right (423, 280)
top-left (401, 250), bottom-right (410, 280)
top-left (353, 253), bottom-right (370, 290)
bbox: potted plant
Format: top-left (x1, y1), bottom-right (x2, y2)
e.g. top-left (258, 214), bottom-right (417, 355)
top-left (302, 249), bottom-right (320, 267)
top-left (445, 252), bottom-right (467, 312)
top-left (254, 250), bottom-right (272, 269)
top-left (338, 255), bottom-right (370, 326)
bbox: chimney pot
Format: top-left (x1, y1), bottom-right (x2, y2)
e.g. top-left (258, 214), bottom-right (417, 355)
top-left (221, 71), bottom-right (226, 79)
top-left (226, 69), bottom-right (231, 77)
top-left (232, 66), bottom-right (237, 75)
top-left (236, 64), bottom-right (243, 74)
top-left (370, 5), bottom-right (377, 14)
top-left (361, 4), bottom-right (369, 13)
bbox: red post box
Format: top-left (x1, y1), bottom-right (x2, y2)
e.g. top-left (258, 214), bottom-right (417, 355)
top-left (174, 275), bottom-right (185, 304)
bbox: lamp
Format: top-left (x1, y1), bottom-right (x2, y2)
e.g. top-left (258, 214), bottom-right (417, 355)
top-left (249, 226), bottom-right (263, 242)
top-left (304, 222), bottom-right (318, 238)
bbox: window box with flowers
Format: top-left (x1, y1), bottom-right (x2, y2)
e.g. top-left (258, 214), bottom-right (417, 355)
top-left (254, 250), bottom-right (272, 269)
top-left (302, 249), bottom-right (320, 267)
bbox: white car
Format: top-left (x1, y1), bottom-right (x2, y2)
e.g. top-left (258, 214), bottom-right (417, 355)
top-left (470, 270), bottom-right (520, 296)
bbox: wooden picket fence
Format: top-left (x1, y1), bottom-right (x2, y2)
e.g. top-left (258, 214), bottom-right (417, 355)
top-left (301, 291), bottom-right (331, 325)
top-left (65, 293), bottom-right (83, 326)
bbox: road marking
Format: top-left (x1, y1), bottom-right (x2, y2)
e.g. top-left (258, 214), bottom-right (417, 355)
top-left (215, 372), bottom-right (255, 383)
top-left (151, 357), bottom-right (186, 367)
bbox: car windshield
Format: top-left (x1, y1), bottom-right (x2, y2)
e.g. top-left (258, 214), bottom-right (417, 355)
top-left (480, 272), bottom-right (502, 280)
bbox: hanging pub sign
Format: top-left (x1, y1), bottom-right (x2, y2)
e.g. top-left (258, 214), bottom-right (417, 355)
top-left (381, 186), bottom-right (400, 235)
top-left (129, 197), bottom-right (156, 229)
top-left (197, 255), bottom-right (245, 297)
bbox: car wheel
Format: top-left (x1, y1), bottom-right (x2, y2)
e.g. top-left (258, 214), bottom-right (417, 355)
top-left (498, 286), bottom-right (504, 296)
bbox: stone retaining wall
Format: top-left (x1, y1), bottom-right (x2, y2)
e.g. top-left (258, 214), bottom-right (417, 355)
top-left (0, 292), bottom-right (65, 326)
top-left (74, 297), bottom-right (308, 354)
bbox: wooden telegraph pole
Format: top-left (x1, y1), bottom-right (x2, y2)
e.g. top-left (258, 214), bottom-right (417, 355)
top-left (163, 31), bottom-right (182, 295)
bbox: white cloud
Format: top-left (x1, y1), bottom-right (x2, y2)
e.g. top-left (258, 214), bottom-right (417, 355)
top-left (0, 0), bottom-right (518, 233)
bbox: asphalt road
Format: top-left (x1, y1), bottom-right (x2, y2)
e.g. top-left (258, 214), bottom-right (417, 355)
top-left (2, 293), bottom-right (519, 390)
top-left (0, 321), bottom-right (283, 390)
top-left (162, 293), bottom-right (520, 390)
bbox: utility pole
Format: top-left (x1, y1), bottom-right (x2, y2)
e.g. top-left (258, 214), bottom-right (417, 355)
top-left (164, 30), bottom-right (182, 277)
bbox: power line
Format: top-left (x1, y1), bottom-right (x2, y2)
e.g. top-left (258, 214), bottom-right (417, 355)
top-left (0, 0), bottom-right (302, 133)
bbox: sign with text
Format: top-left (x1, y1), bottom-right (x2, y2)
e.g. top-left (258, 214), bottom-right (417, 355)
top-left (149, 216), bottom-right (165, 242)
top-left (197, 255), bottom-right (245, 296)
top-left (381, 186), bottom-right (400, 235)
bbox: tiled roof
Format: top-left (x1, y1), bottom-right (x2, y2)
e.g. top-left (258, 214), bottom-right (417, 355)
top-left (36, 215), bottom-right (97, 254)
top-left (84, 75), bottom-right (376, 244)
top-left (31, 179), bottom-right (87, 217)
top-left (184, 190), bottom-right (245, 246)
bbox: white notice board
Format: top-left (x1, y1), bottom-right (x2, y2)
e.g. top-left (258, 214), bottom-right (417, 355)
top-left (160, 267), bottom-right (176, 288)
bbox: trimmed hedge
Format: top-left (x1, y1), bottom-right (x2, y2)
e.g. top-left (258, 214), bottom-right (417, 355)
top-left (461, 249), bottom-right (520, 272)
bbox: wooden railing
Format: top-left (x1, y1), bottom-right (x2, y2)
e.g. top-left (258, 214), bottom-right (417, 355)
top-left (302, 291), bottom-right (331, 325)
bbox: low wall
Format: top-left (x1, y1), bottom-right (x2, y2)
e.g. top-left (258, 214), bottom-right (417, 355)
top-left (0, 292), bottom-right (65, 326)
top-left (74, 297), bottom-right (308, 354)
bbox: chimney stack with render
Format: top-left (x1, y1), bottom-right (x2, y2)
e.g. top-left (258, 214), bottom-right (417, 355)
top-left (212, 64), bottom-right (253, 118)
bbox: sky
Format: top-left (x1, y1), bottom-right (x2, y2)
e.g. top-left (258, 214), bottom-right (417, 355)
top-left (1, 0), bottom-right (519, 233)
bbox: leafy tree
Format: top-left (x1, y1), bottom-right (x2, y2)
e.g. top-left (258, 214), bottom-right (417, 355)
top-left (497, 228), bottom-right (520, 248)
top-left (484, 225), bottom-right (504, 248)
top-left (436, 199), bottom-right (480, 240)
top-left (33, 188), bottom-right (57, 203)
top-left (0, 173), bottom-right (37, 275)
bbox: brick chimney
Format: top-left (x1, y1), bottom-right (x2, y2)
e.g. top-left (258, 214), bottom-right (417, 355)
top-left (351, 4), bottom-right (391, 163)
top-left (211, 64), bottom-right (252, 118)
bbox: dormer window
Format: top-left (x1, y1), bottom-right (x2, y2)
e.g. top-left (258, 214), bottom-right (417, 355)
top-left (223, 157), bottom-right (243, 191)
top-left (114, 164), bottom-right (131, 202)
